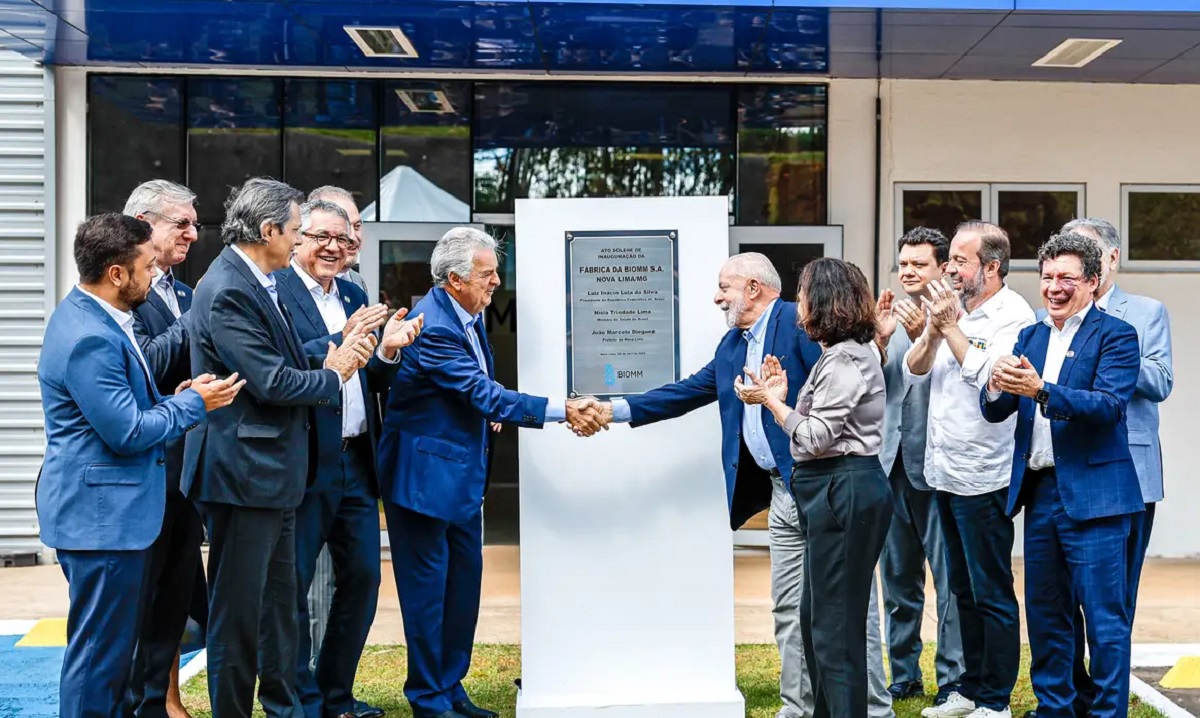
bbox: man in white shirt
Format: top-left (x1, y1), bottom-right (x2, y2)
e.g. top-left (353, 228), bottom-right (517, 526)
top-left (310, 185), bottom-right (369, 294)
top-left (903, 221), bottom-right (1034, 718)
top-left (981, 233), bottom-right (1143, 718)
top-left (276, 199), bottom-right (421, 718)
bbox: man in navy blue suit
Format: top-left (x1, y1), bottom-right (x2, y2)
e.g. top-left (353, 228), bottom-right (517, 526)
top-left (378, 227), bottom-right (602, 718)
top-left (124, 179), bottom-right (209, 718)
top-left (183, 179), bottom-right (378, 718)
top-left (276, 199), bottom-right (421, 718)
top-left (597, 252), bottom-right (895, 718)
top-left (981, 232), bottom-right (1143, 718)
top-left (37, 213), bottom-right (243, 718)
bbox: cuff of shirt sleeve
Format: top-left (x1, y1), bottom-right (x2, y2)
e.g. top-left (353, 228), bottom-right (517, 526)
top-left (329, 368), bottom-right (346, 388)
top-left (611, 399), bottom-right (632, 423)
top-left (985, 389), bottom-right (1003, 402)
top-left (376, 346), bottom-right (401, 364)
top-left (781, 410), bottom-right (803, 436)
top-left (545, 399), bottom-right (566, 423)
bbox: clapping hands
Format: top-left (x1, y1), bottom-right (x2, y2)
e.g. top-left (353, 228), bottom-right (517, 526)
top-left (735, 354), bottom-right (788, 406)
top-left (989, 355), bottom-right (1044, 398)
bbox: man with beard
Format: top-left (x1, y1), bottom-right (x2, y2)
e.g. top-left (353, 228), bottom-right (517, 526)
top-left (876, 228), bottom-right (965, 706)
top-left (125, 179), bottom-right (208, 718)
top-left (594, 252), bottom-right (896, 718)
top-left (904, 221), bottom-right (1034, 718)
top-left (37, 213), bottom-right (244, 718)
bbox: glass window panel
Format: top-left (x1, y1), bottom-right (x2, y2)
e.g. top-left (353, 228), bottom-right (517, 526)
top-left (378, 240), bottom-right (437, 312)
top-left (736, 85), bottom-right (828, 226)
top-left (379, 81), bottom-right (472, 222)
top-left (1127, 190), bottom-right (1200, 261)
top-left (284, 79), bottom-right (378, 210)
top-left (481, 224), bottom-right (518, 536)
top-left (997, 190), bottom-right (1079, 260)
top-left (187, 78), bottom-right (283, 223)
top-left (88, 76), bottom-right (184, 214)
top-left (473, 82), bottom-right (735, 214)
top-left (900, 189), bottom-right (983, 243)
top-left (738, 243), bottom-right (824, 302)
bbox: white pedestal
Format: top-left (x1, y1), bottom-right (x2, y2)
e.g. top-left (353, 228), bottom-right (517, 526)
top-left (514, 197), bottom-right (744, 718)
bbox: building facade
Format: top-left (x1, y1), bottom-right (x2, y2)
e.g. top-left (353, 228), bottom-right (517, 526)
top-left (2, 0), bottom-right (1198, 560)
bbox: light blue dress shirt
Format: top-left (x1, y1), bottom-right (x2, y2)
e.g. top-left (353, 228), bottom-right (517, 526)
top-left (446, 294), bottom-right (565, 422)
top-left (741, 299), bottom-right (778, 471)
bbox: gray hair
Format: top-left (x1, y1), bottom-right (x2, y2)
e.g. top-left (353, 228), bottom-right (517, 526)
top-left (1061, 217), bottom-right (1120, 251)
top-left (431, 227), bottom-right (499, 286)
top-left (299, 199), bottom-right (350, 235)
top-left (308, 185), bottom-right (356, 205)
top-left (220, 178), bottom-right (303, 247)
top-left (956, 220), bottom-right (1011, 278)
top-left (1039, 232), bottom-right (1103, 281)
top-left (122, 180), bottom-right (196, 218)
top-left (724, 252), bottom-right (782, 292)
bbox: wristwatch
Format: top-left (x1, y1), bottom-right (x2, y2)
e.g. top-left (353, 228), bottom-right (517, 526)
top-left (1034, 385), bottom-right (1049, 407)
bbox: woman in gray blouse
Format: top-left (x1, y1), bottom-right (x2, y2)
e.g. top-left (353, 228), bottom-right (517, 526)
top-left (740, 258), bottom-right (892, 718)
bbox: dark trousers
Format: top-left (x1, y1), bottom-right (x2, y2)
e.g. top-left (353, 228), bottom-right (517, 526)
top-left (383, 502), bottom-right (483, 718)
top-left (58, 548), bottom-right (152, 718)
top-left (199, 503), bottom-right (300, 718)
top-left (1024, 472), bottom-right (1134, 718)
top-left (790, 455), bottom-right (893, 718)
top-left (936, 489), bottom-right (1020, 711)
top-left (880, 453), bottom-right (964, 689)
top-left (1069, 501), bottom-right (1155, 717)
top-left (128, 490), bottom-right (206, 718)
top-left (295, 442), bottom-right (382, 718)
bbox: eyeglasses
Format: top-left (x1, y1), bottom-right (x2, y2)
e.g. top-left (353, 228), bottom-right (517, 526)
top-left (145, 211), bottom-right (202, 231)
top-left (1041, 275), bottom-right (1083, 288)
top-left (302, 231), bottom-right (357, 249)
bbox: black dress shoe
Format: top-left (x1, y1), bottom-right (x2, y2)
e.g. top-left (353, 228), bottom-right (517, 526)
top-left (352, 701), bottom-right (386, 718)
top-left (1023, 711), bottom-right (1038, 718)
top-left (426, 712), bottom-right (467, 718)
top-left (888, 680), bottom-right (926, 700)
top-left (453, 699), bottom-right (499, 718)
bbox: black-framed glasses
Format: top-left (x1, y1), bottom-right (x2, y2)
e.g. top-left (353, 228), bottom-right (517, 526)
top-left (145, 211), bottom-right (202, 231)
top-left (302, 231), bottom-right (356, 249)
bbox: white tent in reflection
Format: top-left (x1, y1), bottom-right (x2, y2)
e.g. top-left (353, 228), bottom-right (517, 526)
top-left (360, 165), bottom-right (471, 222)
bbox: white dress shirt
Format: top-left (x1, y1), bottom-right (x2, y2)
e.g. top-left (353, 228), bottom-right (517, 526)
top-left (77, 286), bottom-right (154, 387)
top-left (903, 284), bottom-right (1035, 495)
top-left (151, 266), bottom-right (182, 318)
top-left (291, 262), bottom-right (368, 438)
top-left (1012, 304), bottom-right (1090, 470)
top-left (1095, 285), bottom-right (1115, 311)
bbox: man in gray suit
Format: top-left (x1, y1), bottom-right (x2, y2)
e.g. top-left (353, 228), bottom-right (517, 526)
top-left (1021, 217), bottom-right (1174, 718)
top-left (310, 185), bottom-right (369, 294)
top-left (876, 227), bottom-right (965, 704)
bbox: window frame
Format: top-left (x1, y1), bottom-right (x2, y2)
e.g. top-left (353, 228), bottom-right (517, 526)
top-left (1120, 184), bottom-right (1200, 272)
top-left (892, 182), bottom-right (1086, 271)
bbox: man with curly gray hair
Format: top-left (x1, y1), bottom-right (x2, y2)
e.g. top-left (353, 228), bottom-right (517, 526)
top-left (983, 232), bottom-right (1143, 718)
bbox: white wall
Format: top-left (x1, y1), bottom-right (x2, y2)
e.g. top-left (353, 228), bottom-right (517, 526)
top-left (840, 77), bottom-right (1200, 558)
top-left (54, 66), bottom-right (85, 300)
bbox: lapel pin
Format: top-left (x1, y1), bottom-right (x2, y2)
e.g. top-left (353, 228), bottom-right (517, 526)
top-left (177, 290), bottom-right (186, 297)
top-left (1066, 350), bottom-right (1075, 358)
top-left (344, 296), bottom-right (350, 304)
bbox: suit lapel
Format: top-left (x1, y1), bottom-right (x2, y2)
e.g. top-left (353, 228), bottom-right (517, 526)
top-left (221, 248), bottom-right (305, 366)
top-left (71, 290), bottom-right (160, 402)
top-left (1107, 286), bottom-right (1129, 321)
top-left (1058, 308), bottom-right (1102, 385)
top-left (278, 270), bottom-right (328, 339)
top-left (144, 289), bottom-right (175, 326)
top-left (176, 282), bottom-right (193, 314)
top-left (1027, 322), bottom-right (1051, 376)
top-left (761, 300), bottom-right (783, 360)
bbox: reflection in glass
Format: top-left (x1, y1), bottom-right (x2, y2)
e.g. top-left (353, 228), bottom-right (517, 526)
top-left (997, 190), bottom-right (1079, 260)
top-left (187, 78), bottom-right (283, 222)
top-left (174, 225), bottom-right (224, 288)
top-left (377, 81), bottom-right (472, 222)
top-left (88, 76), bottom-right (185, 214)
top-left (378, 240), bottom-right (437, 313)
top-left (1127, 191), bottom-right (1200, 261)
top-left (740, 243), bottom-right (823, 302)
top-left (737, 86), bottom-right (828, 225)
top-left (473, 82), bottom-right (734, 214)
top-left (481, 225), bottom-right (519, 513)
top-left (284, 79), bottom-right (378, 209)
top-left (901, 190), bottom-right (983, 243)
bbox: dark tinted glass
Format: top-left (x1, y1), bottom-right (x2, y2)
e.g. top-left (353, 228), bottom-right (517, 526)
top-left (901, 190), bottom-right (983, 243)
top-left (187, 78), bottom-right (283, 223)
top-left (380, 81), bottom-right (472, 222)
top-left (1127, 190), bottom-right (1200, 261)
top-left (997, 190), bottom-right (1079, 260)
top-left (88, 76), bottom-right (185, 214)
top-left (740, 243), bottom-right (824, 302)
top-left (174, 225), bottom-right (224, 288)
top-left (737, 85), bottom-right (828, 225)
top-left (378, 240), bottom-right (437, 312)
top-left (473, 82), bottom-right (735, 214)
top-left (284, 79), bottom-right (378, 210)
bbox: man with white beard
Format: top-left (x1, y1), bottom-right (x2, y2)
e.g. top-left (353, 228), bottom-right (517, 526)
top-left (595, 253), bottom-right (897, 718)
